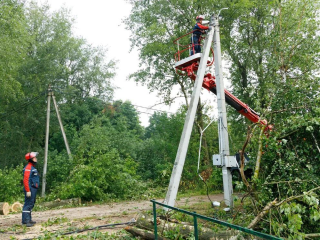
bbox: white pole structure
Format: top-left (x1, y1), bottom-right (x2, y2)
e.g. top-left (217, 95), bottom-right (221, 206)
top-left (52, 92), bottom-right (72, 158)
top-left (164, 15), bottom-right (215, 208)
top-left (213, 11), bottom-right (233, 208)
top-left (42, 86), bottom-right (51, 197)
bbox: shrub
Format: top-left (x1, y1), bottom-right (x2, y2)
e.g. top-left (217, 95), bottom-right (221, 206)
top-left (0, 164), bottom-right (23, 202)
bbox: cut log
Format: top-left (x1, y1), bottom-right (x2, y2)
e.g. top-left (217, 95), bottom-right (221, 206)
top-left (10, 202), bottom-right (23, 212)
top-left (135, 213), bottom-right (220, 240)
top-left (0, 202), bottom-right (10, 215)
top-left (39, 198), bottom-right (81, 208)
top-left (124, 226), bottom-right (168, 240)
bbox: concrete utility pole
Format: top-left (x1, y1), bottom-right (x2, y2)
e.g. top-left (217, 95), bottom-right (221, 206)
top-left (164, 15), bottom-right (215, 208)
top-left (52, 92), bottom-right (72, 158)
top-left (42, 86), bottom-right (51, 197)
top-left (213, 11), bottom-right (233, 208)
top-left (42, 86), bottom-right (72, 197)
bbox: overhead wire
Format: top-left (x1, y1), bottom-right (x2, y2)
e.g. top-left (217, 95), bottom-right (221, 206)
top-left (132, 104), bottom-right (175, 114)
top-left (53, 88), bottom-right (177, 116)
top-left (0, 90), bottom-right (47, 120)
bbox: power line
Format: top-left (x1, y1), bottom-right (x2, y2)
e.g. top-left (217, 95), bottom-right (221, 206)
top-left (136, 110), bottom-right (154, 116)
top-left (132, 104), bottom-right (175, 114)
top-left (53, 89), bottom-right (177, 115)
top-left (0, 91), bottom-right (46, 120)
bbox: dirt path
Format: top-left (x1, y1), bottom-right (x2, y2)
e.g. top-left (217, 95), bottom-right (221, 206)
top-left (0, 194), bottom-right (224, 239)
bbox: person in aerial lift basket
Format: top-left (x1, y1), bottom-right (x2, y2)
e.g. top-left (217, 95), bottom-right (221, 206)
top-left (22, 152), bottom-right (40, 227)
top-left (190, 15), bottom-right (209, 55)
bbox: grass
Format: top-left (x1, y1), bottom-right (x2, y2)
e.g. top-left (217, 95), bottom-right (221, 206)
top-left (0, 224), bottom-right (26, 234)
top-left (41, 217), bottom-right (69, 227)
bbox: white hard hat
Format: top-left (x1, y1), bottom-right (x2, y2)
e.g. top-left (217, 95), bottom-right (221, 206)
top-left (196, 15), bottom-right (205, 20)
top-left (25, 152), bottom-right (39, 160)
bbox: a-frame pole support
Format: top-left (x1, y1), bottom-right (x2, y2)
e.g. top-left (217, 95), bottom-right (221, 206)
top-left (164, 15), bottom-right (215, 208)
top-left (42, 85), bottom-right (72, 197)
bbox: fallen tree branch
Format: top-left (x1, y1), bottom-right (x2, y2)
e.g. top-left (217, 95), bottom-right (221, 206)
top-left (275, 186), bottom-right (320, 207)
top-left (305, 233), bottom-right (320, 239)
top-left (135, 213), bottom-right (218, 240)
top-left (39, 198), bottom-right (81, 208)
top-left (248, 186), bottom-right (320, 229)
top-left (263, 179), bottom-right (312, 185)
top-left (247, 199), bottom-right (278, 229)
top-left (125, 226), bottom-right (168, 240)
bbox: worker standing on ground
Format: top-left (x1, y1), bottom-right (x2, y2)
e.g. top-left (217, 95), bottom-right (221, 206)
top-left (191, 15), bottom-right (209, 55)
top-left (22, 152), bottom-right (40, 227)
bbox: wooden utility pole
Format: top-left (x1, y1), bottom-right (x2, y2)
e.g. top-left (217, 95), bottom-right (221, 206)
top-left (42, 85), bottom-right (72, 197)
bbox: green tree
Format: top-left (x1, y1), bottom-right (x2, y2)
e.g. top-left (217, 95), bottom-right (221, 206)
top-left (0, 2), bottom-right (116, 167)
top-left (127, 0), bottom-right (320, 237)
top-left (125, 0), bottom-right (218, 169)
top-left (215, 0), bottom-right (320, 237)
top-left (0, 0), bottom-right (30, 107)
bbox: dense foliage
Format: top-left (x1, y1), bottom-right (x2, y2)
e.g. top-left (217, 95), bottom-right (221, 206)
top-left (0, 0), bottom-right (319, 239)
top-left (125, 0), bottom-right (320, 238)
top-left (0, 1), bottom-right (215, 204)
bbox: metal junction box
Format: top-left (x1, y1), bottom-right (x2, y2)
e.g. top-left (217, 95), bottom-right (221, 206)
top-left (212, 154), bottom-right (222, 166)
top-left (225, 156), bottom-right (238, 167)
top-left (212, 154), bottom-right (238, 168)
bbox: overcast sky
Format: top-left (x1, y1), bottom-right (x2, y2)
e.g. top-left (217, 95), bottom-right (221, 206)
top-left (34, 0), bottom-right (219, 126)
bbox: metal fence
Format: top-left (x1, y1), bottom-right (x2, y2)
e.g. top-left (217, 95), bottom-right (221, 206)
top-left (151, 200), bottom-right (283, 240)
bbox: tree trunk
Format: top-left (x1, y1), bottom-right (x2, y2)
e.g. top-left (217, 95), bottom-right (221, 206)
top-left (10, 202), bottom-right (23, 212)
top-left (124, 226), bottom-right (168, 240)
top-left (0, 202), bottom-right (10, 215)
top-left (136, 213), bottom-right (217, 240)
top-left (39, 198), bottom-right (81, 208)
top-left (254, 126), bottom-right (265, 179)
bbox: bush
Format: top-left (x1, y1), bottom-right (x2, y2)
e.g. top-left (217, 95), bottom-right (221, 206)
top-left (0, 164), bottom-right (24, 202)
top-left (52, 149), bottom-right (146, 201)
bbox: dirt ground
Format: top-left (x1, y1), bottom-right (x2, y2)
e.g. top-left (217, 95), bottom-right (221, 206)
top-left (0, 194), bottom-right (224, 240)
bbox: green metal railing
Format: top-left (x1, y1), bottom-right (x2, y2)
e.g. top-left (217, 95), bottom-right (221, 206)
top-left (151, 200), bottom-right (282, 240)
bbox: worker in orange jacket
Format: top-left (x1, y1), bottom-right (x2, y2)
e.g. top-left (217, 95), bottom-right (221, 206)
top-left (190, 15), bottom-right (209, 55)
top-left (22, 152), bottom-right (39, 227)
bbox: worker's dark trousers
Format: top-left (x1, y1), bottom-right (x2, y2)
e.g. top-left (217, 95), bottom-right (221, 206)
top-left (22, 187), bottom-right (37, 224)
top-left (190, 35), bottom-right (201, 55)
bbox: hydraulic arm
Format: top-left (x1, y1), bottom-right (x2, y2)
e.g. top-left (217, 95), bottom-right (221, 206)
top-left (180, 61), bottom-right (271, 131)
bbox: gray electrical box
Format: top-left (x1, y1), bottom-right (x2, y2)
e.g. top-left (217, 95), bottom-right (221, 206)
top-left (225, 156), bottom-right (238, 168)
top-left (212, 154), bottom-right (222, 166)
top-left (212, 154), bottom-right (238, 168)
